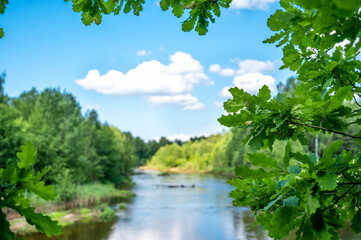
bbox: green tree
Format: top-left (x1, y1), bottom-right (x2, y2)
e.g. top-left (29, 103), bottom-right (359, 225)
top-left (132, 136), bottom-right (148, 166)
top-left (0, 75), bottom-right (24, 169)
top-left (11, 88), bottom-right (39, 121)
top-left (0, 104), bottom-right (24, 169)
top-left (220, 1), bottom-right (361, 239)
top-left (28, 88), bottom-right (84, 183)
top-left (111, 128), bottom-right (135, 182)
top-left (0, 72), bottom-right (7, 104)
top-left (80, 110), bottom-right (104, 182)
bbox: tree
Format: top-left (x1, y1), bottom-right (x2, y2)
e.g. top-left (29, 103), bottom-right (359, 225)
top-left (11, 88), bottom-right (39, 121)
top-left (27, 88), bottom-right (84, 183)
top-left (219, 1), bottom-right (361, 239)
top-left (0, 75), bottom-right (24, 169)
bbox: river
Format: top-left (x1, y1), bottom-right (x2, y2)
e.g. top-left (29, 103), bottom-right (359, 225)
top-left (25, 169), bottom-right (361, 240)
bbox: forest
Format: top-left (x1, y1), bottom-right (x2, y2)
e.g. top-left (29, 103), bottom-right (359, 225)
top-left (0, 72), bottom-right (175, 199)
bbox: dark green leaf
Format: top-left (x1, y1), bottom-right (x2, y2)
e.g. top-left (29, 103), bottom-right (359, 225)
top-left (1, 164), bottom-right (16, 184)
top-left (234, 165), bottom-right (280, 179)
top-left (12, 205), bottom-right (63, 237)
top-left (284, 196), bottom-right (299, 207)
top-left (352, 210), bottom-right (361, 233)
top-left (246, 152), bottom-right (280, 169)
top-left (316, 173), bottom-right (337, 191)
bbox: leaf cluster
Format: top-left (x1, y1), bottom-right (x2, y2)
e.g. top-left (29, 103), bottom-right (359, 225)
top-left (229, 141), bottom-right (361, 239)
top-left (0, 141), bottom-right (62, 239)
top-left (64, 0), bottom-right (231, 35)
top-left (219, 0), bottom-right (361, 239)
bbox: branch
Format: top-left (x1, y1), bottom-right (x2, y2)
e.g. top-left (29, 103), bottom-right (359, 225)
top-left (334, 72), bottom-right (356, 88)
top-left (323, 184), bottom-right (357, 211)
top-left (347, 77), bottom-right (357, 88)
top-left (339, 182), bottom-right (361, 185)
top-left (289, 117), bottom-right (312, 123)
top-left (342, 173), bottom-right (353, 182)
top-left (287, 121), bottom-right (361, 139)
top-left (354, 95), bottom-right (361, 109)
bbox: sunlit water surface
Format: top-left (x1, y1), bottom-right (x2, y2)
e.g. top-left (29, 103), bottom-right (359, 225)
top-left (25, 170), bottom-right (360, 240)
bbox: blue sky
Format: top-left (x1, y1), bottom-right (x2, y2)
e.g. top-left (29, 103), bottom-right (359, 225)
top-left (0, 0), bottom-right (293, 141)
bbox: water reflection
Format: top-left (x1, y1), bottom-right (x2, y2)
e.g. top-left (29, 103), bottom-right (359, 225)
top-left (105, 170), bottom-right (271, 240)
top-left (24, 170), bottom-right (360, 240)
top-left (23, 221), bottom-right (115, 240)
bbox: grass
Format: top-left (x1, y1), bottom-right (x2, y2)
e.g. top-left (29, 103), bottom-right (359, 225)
top-left (25, 183), bottom-right (135, 209)
top-left (117, 203), bottom-right (127, 209)
top-left (75, 183), bottom-right (132, 201)
top-left (80, 208), bottom-right (92, 214)
top-left (12, 203), bottom-right (121, 236)
top-left (99, 207), bottom-right (116, 221)
top-left (12, 183), bottom-right (135, 237)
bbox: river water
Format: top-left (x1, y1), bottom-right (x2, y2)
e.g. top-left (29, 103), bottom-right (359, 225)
top-left (25, 170), bottom-right (360, 240)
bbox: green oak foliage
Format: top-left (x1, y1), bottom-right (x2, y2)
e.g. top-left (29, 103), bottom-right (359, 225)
top-left (0, 141), bottom-right (62, 239)
top-left (0, 0), bottom-right (232, 37)
top-left (65, 0), bottom-right (232, 35)
top-left (220, 0), bottom-right (361, 239)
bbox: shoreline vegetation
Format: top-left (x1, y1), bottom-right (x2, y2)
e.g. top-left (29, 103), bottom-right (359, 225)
top-left (8, 183), bottom-right (135, 237)
top-left (140, 166), bottom-right (236, 177)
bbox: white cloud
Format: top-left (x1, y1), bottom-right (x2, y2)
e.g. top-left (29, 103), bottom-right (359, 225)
top-left (149, 94), bottom-right (205, 111)
top-left (237, 59), bottom-right (274, 74)
top-left (166, 133), bottom-right (210, 142)
top-left (219, 68), bottom-right (236, 76)
top-left (136, 50), bottom-right (152, 56)
top-left (76, 51), bottom-right (211, 96)
top-left (221, 87), bottom-right (232, 98)
top-left (209, 59), bottom-right (274, 77)
top-left (209, 64), bottom-right (221, 72)
top-left (214, 101), bottom-right (223, 107)
top-left (230, 0), bottom-right (277, 10)
top-left (84, 104), bottom-right (101, 111)
top-left (221, 73), bottom-right (276, 97)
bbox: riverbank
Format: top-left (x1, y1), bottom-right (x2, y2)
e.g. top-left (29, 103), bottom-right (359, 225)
top-left (140, 165), bottom-right (235, 177)
top-left (8, 183), bottom-right (135, 237)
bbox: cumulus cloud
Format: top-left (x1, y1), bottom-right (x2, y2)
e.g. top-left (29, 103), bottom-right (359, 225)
top-left (76, 51), bottom-right (211, 96)
top-left (209, 59), bottom-right (276, 97)
top-left (219, 68), bottom-right (236, 76)
top-left (237, 59), bottom-right (274, 74)
top-left (209, 64), bottom-right (221, 72)
top-left (230, 0), bottom-right (277, 10)
top-left (149, 94), bottom-right (205, 111)
top-left (209, 59), bottom-right (274, 77)
top-left (136, 50), bottom-right (152, 56)
top-left (166, 133), bottom-right (210, 142)
top-left (221, 73), bottom-right (276, 97)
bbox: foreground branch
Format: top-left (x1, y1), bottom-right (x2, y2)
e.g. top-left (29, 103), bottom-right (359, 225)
top-left (287, 121), bottom-right (361, 139)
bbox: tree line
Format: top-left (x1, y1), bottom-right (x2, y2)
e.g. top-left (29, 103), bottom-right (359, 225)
top-left (0, 73), bottom-right (174, 187)
top-left (148, 78), bottom-right (361, 174)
